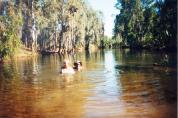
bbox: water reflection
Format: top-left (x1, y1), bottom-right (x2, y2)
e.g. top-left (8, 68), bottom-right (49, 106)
top-left (114, 49), bottom-right (177, 117)
top-left (0, 49), bottom-right (176, 118)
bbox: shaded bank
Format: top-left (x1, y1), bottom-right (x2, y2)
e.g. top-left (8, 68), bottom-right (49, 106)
top-left (113, 0), bottom-right (177, 51)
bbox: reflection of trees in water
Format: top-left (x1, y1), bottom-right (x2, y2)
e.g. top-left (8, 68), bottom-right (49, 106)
top-left (18, 57), bottom-right (41, 85)
top-left (0, 63), bottom-right (15, 79)
top-left (85, 50), bottom-right (105, 62)
top-left (112, 49), bottom-right (177, 116)
top-left (116, 66), bottom-right (177, 105)
top-left (114, 68), bottom-right (177, 117)
top-left (0, 59), bottom-right (41, 118)
top-left (114, 49), bottom-right (155, 65)
top-left (115, 49), bottom-right (177, 67)
top-left (119, 73), bottom-right (161, 103)
top-left (153, 53), bottom-right (177, 67)
top-left (0, 51), bottom-right (99, 118)
top-left (0, 56), bottom-right (89, 118)
top-left (85, 50), bottom-right (90, 61)
top-left (0, 50), bottom-right (176, 117)
top-left (84, 50), bottom-right (105, 69)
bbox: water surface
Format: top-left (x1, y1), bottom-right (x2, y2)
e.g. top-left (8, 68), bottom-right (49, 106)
top-left (0, 49), bottom-right (177, 118)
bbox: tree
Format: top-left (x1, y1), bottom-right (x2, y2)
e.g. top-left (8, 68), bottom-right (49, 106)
top-left (114, 0), bottom-right (177, 51)
top-left (0, 1), bottom-right (22, 59)
top-left (0, 0), bottom-right (105, 58)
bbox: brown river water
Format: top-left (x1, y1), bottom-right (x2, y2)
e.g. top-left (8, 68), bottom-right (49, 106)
top-left (0, 49), bottom-right (177, 118)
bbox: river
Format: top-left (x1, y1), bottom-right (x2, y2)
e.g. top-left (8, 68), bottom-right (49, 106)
top-left (0, 49), bottom-right (177, 118)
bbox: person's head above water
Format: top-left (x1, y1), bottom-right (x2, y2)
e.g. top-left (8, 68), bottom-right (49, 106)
top-left (60, 60), bottom-right (75, 74)
top-left (77, 61), bottom-right (82, 67)
top-left (63, 60), bottom-right (69, 68)
top-left (73, 62), bottom-right (78, 67)
top-left (73, 61), bottom-right (82, 70)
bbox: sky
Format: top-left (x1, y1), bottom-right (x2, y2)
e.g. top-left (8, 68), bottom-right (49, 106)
top-left (87, 0), bottom-right (119, 37)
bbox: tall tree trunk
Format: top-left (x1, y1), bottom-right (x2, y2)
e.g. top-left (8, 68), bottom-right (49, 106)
top-left (31, 0), bottom-right (36, 52)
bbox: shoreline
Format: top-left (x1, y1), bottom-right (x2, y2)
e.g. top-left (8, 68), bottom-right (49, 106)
top-left (1, 48), bottom-right (39, 63)
top-left (1, 47), bottom-right (176, 63)
top-left (110, 46), bottom-right (177, 53)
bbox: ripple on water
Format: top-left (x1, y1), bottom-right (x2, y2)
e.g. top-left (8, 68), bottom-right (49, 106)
top-left (0, 50), bottom-right (176, 118)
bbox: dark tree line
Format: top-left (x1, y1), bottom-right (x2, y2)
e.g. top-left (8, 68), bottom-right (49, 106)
top-left (113, 0), bottom-right (177, 51)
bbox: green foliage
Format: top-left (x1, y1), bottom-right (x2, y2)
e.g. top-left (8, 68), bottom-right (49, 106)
top-left (114, 0), bottom-right (177, 51)
top-left (0, 0), bottom-right (104, 56)
top-left (84, 8), bottom-right (104, 50)
top-left (0, 3), bottom-right (22, 59)
top-left (100, 36), bottom-right (113, 48)
top-left (35, 0), bottom-right (104, 52)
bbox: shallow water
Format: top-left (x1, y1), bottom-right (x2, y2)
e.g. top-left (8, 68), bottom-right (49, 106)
top-left (0, 49), bottom-right (177, 118)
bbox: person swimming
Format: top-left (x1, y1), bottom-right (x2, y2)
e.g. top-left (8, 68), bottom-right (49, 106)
top-left (60, 60), bottom-right (83, 74)
top-left (60, 60), bottom-right (75, 74)
top-left (73, 61), bottom-right (83, 71)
